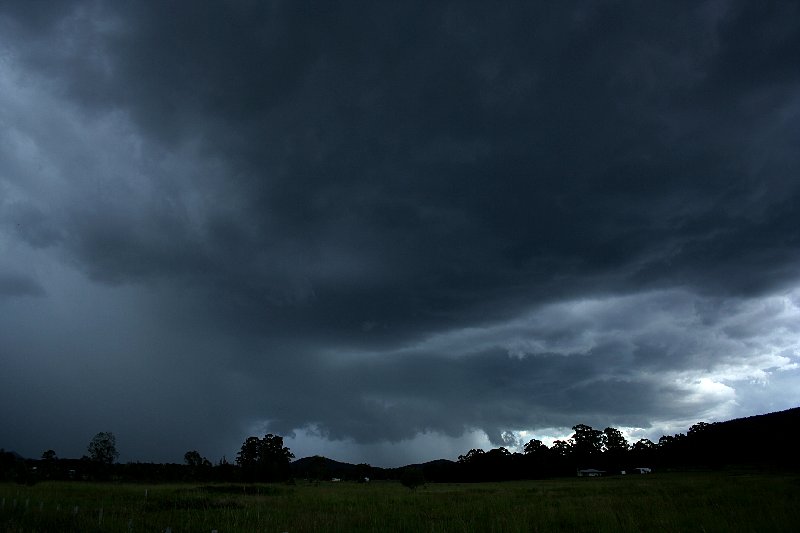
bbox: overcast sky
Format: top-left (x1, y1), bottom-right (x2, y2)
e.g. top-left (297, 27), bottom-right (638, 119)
top-left (1, 1), bottom-right (799, 467)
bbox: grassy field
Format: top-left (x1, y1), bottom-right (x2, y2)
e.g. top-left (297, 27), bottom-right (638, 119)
top-left (2, 471), bottom-right (799, 532)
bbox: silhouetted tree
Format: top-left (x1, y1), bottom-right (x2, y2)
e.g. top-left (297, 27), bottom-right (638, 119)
top-left (236, 434), bottom-right (294, 482)
top-left (631, 438), bottom-right (656, 451)
top-left (550, 439), bottom-right (573, 458)
top-left (85, 432), bottom-right (118, 480)
top-left (658, 433), bottom-right (690, 466)
top-left (456, 447), bottom-right (520, 481)
top-left (657, 434), bottom-right (678, 448)
top-left (601, 427), bottom-right (628, 454)
top-left (523, 439), bottom-right (547, 455)
top-left (687, 422), bottom-right (712, 436)
top-left (571, 424), bottom-right (603, 467)
top-left (214, 455), bottom-right (236, 482)
top-left (184, 450), bottom-right (211, 468)
top-left (630, 438), bottom-right (657, 466)
top-left (483, 447), bottom-right (518, 480)
top-left (457, 448), bottom-right (488, 480)
top-left (457, 448), bottom-right (485, 463)
top-left (521, 438), bottom-right (550, 477)
top-left (486, 447), bottom-right (511, 458)
top-left (183, 450), bottom-right (212, 481)
top-left (548, 439), bottom-right (574, 475)
top-left (686, 421), bottom-right (722, 466)
top-left (88, 432), bottom-right (119, 464)
top-left (41, 449), bottom-right (57, 461)
top-left (39, 449), bottom-right (58, 480)
top-left (601, 427), bottom-right (628, 470)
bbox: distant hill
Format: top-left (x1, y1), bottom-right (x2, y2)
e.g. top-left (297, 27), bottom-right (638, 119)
top-left (291, 455), bottom-right (386, 480)
top-left (290, 455), bottom-right (460, 481)
top-left (682, 406), bottom-right (800, 468)
top-left (0, 450), bottom-right (25, 462)
top-left (0, 449), bottom-right (28, 482)
top-left (392, 458), bottom-right (459, 482)
top-left (401, 458), bottom-right (458, 469)
top-left (712, 406), bottom-right (800, 436)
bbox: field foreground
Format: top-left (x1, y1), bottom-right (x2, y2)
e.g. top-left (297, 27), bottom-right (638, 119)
top-left (2, 471), bottom-right (799, 532)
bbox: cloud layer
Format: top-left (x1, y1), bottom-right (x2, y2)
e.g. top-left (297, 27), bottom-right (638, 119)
top-left (1, 1), bottom-right (799, 465)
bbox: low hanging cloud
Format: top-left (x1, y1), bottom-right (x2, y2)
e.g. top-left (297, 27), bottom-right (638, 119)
top-left (253, 289), bottom-right (799, 446)
top-left (1, 1), bottom-right (799, 464)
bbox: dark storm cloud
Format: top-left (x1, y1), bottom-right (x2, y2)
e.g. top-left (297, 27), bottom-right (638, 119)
top-left (0, 271), bottom-right (45, 298)
top-left (4, 0), bottom-right (798, 306)
top-left (1, 1), bottom-right (799, 462)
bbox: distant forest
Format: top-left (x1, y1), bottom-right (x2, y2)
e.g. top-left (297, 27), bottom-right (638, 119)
top-left (2, 408), bottom-right (798, 485)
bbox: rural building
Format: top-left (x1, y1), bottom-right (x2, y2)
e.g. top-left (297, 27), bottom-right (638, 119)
top-left (577, 468), bottom-right (605, 477)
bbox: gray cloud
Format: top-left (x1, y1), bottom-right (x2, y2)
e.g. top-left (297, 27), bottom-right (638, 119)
top-left (0, 271), bottom-right (45, 298)
top-left (1, 1), bottom-right (799, 464)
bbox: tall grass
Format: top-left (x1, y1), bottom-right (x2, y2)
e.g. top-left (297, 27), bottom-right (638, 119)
top-left (2, 471), bottom-right (799, 532)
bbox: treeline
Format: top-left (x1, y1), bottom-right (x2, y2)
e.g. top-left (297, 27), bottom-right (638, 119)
top-left (3, 408), bottom-right (798, 484)
top-left (420, 408), bottom-right (800, 482)
top-left (0, 433), bottom-right (291, 485)
top-left (299, 408), bottom-right (800, 483)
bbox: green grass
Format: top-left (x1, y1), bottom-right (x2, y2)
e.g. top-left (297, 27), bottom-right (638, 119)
top-left (2, 471), bottom-right (799, 532)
